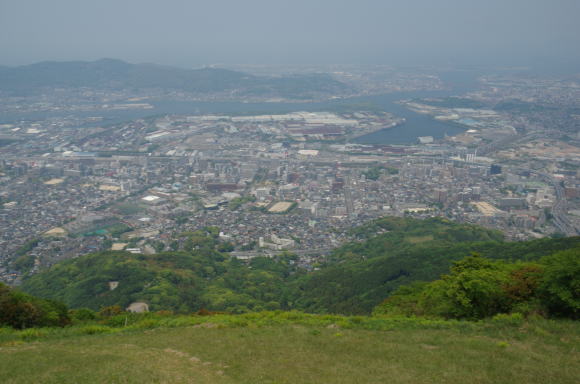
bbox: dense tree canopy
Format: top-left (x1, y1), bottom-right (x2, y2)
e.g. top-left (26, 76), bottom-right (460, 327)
top-left (18, 217), bottom-right (580, 317)
top-left (374, 248), bottom-right (580, 320)
top-left (0, 283), bottom-right (70, 329)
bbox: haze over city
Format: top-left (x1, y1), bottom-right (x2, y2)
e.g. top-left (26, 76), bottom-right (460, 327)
top-left (1, 2), bottom-right (579, 383)
top-left (1, 0), bottom-right (580, 68)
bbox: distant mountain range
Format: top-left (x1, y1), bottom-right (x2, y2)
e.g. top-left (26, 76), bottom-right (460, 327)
top-left (0, 59), bottom-right (350, 99)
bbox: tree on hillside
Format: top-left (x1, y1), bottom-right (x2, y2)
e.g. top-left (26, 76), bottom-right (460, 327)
top-left (539, 249), bottom-right (580, 318)
top-left (0, 283), bottom-right (70, 329)
top-left (419, 255), bottom-right (511, 319)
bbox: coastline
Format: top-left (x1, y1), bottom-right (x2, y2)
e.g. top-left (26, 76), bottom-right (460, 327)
top-left (347, 118), bottom-right (406, 142)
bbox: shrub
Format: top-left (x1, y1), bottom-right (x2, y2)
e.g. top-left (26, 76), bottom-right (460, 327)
top-left (79, 325), bottom-right (112, 335)
top-left (372, 255), bottom-right (558, 321)
top-left (103, 314), bottom-right (134, 327)
top-left (132, 319), bottom-right (161, 329)
top-left (98, 305), bottom-right (124, 318)
top-left (155, 310), bottom-right (174, 317)
top-left (18, 328), bottom-right (47, 341)
top-left (416, 256), bottom-right (512, 320)
top-left (0, 283), bottom-right (70, 329)
top-left (373, 282), bottom-right (427, 317)
top-left (491, 313), bottom-right (524, 327)
top-left (70, 308), bottom-right (97, 322)
top-left (502, 264), bottom-right (543, 306)
top-left (539, 249), bottom-right (580, 318)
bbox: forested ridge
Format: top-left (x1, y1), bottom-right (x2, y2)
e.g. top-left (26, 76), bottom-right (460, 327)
top-left (18, 217), bottom-right (580, 316)
top-left (291, 217), bottom-right (579, 314)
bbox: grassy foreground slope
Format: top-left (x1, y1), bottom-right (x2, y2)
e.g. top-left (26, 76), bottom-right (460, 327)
top-left (1, 313), bottom-right (579, 384)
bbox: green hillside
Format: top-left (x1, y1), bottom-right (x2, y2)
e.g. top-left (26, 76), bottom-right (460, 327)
top-left (291, 217), bottom-right (580, 314)
top-left (19, 217), bottom-right (580, 315)
top-left (20, 249), bottom-right (298, 314)
top-left (3, 232), bottom-right (579, 383)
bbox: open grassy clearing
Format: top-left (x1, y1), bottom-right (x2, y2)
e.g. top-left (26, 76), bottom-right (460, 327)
top-left (0, 313), bottom-right (578, 384)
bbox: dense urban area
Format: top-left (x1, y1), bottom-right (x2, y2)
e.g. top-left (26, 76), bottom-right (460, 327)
top-left (1, 64), bottom-right (579, 285)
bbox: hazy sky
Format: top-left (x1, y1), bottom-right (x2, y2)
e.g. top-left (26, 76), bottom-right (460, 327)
top-left (1, 0), bottom-right (579, 68)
